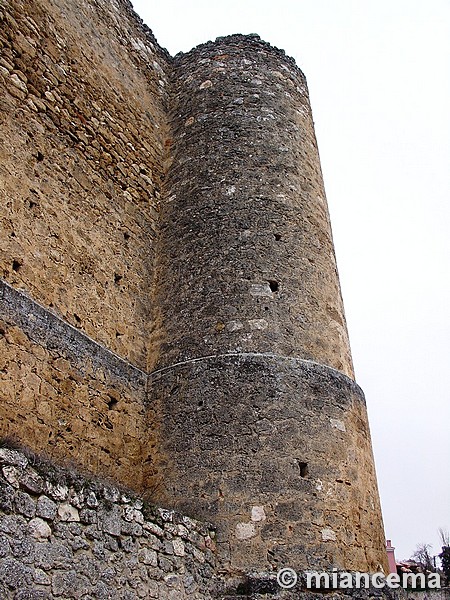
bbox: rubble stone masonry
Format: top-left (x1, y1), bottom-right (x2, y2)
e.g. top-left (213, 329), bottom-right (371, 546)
top-left (0, 447), bottom-right (217, 599)
top-left (0, 0), bottom-right (170, 369)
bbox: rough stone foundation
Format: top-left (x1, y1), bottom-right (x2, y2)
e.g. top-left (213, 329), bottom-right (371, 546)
top-left (1, 448), bottom-right (447, 599)
top-left (0, 446), bottom-right (217, 599)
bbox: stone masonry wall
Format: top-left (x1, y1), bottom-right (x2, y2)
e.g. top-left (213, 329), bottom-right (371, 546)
top-left (148, 35), bottom-right (386, 574)
top-left (0, 0), bottom-right (172, 487)
top-left (0, 0), bottom-right (171, 370)
top-left (0, 446), bottom-right (217, 599)
top-left (150, 355), bottom-right (386, 575)
top-left (2, 446), bottom-right (439, 600)
top-left (154, 35), bottom-right (354, 377)
top-left (0, 280), bottom-right (153, 492)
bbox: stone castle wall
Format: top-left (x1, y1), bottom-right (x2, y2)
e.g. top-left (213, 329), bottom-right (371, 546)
top-left (0, 280), bottom-right (151, 490)
top-left (0, 446), bottom-right (217, 599)
top-left (0, 0), bottom-right (389, 585)
top-left (0, 0), bottom-right (171, 490)
top-left (1, 449), bottom-right (445, 599)
top-left (0, 0), bottom-right (171, 370)
top-left (155, 36), bottom-right (353, 377)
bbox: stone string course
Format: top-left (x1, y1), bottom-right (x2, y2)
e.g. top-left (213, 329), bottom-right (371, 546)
top-left (0, 447), bottom-right (217, 599)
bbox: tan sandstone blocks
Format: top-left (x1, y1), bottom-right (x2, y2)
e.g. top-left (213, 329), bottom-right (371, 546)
top-left (0, 0), bottom-right (171, 370)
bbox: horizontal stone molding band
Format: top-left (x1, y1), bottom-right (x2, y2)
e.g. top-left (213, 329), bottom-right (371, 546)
top-left (0, 278), bottom-right (146, 388)
top-left (0, 278), bottom-right (364, 400)
top-left (149, 351), bottom-right (365, 400)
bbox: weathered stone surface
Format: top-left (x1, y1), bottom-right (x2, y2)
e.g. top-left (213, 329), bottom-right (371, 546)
top-left (172, 538), bottom-right (185, 556)
top-left (14, 490), bottom-right (36, 518)
top-left (153, 35), bottom-right (353, 377)
top-left (20, 471), bottom-right (45, 495)
top-left (29, 517), bottom-right (51, 539)
top-left (0, 448), bottom-right (28, 468)
top-left (34, 541), bottom-right (72, 570)
top-left (2, 466), bottom-right (20, 488)
top-left (57, 502), bottom-right (79, 522)
top-left (0, 449), bottom-right (217, 598)
top-left (0, 282), bottom-right (149, 492)
top-left (36, 496), bottom-right (57, 520)
top-left (51, 570), bottom-right (89, 597)
top-left (34, 568), bottom-right (51, 585)
top-left (0, 0), bottom-right (169, 372)
top-left (0, 0), bottom-right (162, 493)
top-left (0, 557), bottom-right (34, 590)
top-left (150, 355), bottom-right (386, 573)
top-left (98, 505), bottom-right (122, 536)
top-left (138, 547), bottom-right (158, 566)
top-left (144, 32), bottom-right (384, 575)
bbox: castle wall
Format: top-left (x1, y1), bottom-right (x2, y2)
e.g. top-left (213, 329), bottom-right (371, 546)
top-left (0, 0), bottom-right (389, 584)
top-left (0, 0), bottom-right (170, 370)
top-left (0, 447), bottom-right (217, 599)
top-left (0, 0), bottom-right (172, 486)
top-left (0, 447), bottom-right (442, 598)
top-left (0, 280), bottom-right (151, 491)
top-left (151, 355), bottom-right (386, 573)
top-left (154, 36), bottom-right (353, 376)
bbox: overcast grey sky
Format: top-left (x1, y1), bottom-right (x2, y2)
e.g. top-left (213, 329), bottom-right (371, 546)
top-left (131, 0), bottom-right (450, 563)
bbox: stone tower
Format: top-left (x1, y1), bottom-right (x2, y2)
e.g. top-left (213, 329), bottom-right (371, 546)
top-left (0, 0), bottom-right (388, 589)
top-left (149, 35), bottom-right (387, 575)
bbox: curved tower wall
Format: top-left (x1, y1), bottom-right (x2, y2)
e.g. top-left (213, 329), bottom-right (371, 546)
top-left (149, 36), bottom-right (387, 574)
top-left (152, 37), bottom-right (353, 376)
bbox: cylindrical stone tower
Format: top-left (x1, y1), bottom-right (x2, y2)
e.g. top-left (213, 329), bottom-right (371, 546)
top-left (148, 35), bottom-right (387, 576)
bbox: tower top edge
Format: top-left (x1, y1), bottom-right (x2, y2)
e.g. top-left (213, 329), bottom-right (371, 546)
top-left (125, 0), bottom-right (306, 79)
top-left (173, 33), bottom-right (306, 79)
